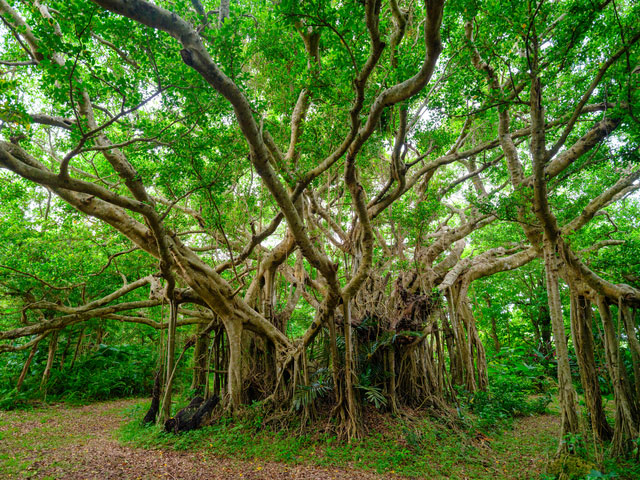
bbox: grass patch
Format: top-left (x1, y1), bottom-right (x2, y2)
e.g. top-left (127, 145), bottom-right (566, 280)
top-left (118, 400), bottom-right (559, 478)
top-left (0, 400), bottom-right (126, 478)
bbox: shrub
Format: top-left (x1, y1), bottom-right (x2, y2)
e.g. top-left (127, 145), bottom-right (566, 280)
top-left (46, 344), bottom-right (157, 401)
top-left (546, 455), bottom-right (600, 480)
top-left (0, 344), bottom-right (157, 409)
top-left (468, 374), bottom-right (551, 431)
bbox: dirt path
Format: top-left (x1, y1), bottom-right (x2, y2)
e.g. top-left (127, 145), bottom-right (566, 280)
top-left (0, 399), bottom-right (387, 480)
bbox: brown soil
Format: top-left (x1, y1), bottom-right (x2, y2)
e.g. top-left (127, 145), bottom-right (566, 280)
top-left (0, 399), bottom-right (387, 479)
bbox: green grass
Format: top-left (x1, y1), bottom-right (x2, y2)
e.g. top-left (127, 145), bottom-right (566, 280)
top-left (0, 403), bottom-right (107, 478)
top-left (118, 400), bottom-right (558, 479)
top-left (1, 397), bottom-right (637, 479)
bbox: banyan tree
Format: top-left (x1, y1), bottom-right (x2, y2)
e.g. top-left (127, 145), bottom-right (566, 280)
top-left (0, 0), bottom-right (639, 454)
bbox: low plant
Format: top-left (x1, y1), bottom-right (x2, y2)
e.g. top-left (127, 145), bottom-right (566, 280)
top-left (458, 373), bottom-right (551, 431)
top-left (0, 344), bottom-right (158, 409)
top-left (46, 344), bottom-right (157, 401)
top-left (545, 454), bottom-right (617, 480)
top-left (117, 400), bottom-right (554, 478)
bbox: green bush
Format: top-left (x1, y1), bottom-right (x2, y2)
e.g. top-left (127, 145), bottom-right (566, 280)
top-left (455, 345), bottom-right (554, 431)
top-left (467, 374), bottom-right (551, 431)
top-left (46, 344), bottom-right (157, 401)
top-left (490, 346), bottom-right (554, 392)
top-left (0, 344), bottom-right (157, 409)
top-left (546, 454), bottom-right (604, 480)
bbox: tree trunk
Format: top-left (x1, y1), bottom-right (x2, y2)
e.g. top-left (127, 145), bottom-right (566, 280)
top-left (218, 0), bottom-right (230, 25)
top-left (486, 293), bottom-right (501, 353)
top-left (342, 297), bottom-right (360, 440)
top-left (191, 323), bottom-right (210, 395)
top-left (41, 330), bottom-right (59, 393)
top-left (543, 245), bottom-right (580, 444)
top-left (447, 288), bottom-right (476, 392)
top-left (620, 303), bottom-right (640, 400)
top-left (441, 310), bottom-right (462, 386)
top-left (17, 338), bottom-right (41, 391)
top-left (596, 297), bottom-right (639, 455)
top-left (570, 292), bottom-right (612, 441)
top-left (212, 327), bottom-right (223, 398)
top-left (161, 300), bottom-right (178, 423)
top-left (59, 331), bottom-right (72, 369)
top-left (96, 327), bottom-right (103, 348)
top-left (224, 318), bottom-right (244, 411)
top-left (387, 347), bottom-right (398, 414)
top-left (539, 304), bottom-right (553, 355)
top-left (70, 328), bottom-right (84, 369)
top-left (461, 296), bottom-right (488, 390)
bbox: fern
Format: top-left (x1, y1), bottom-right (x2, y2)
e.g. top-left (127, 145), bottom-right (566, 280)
top-left (357, 384), bottom-right (388, 409)
top-left (293, 369), bottom-right (333, 410)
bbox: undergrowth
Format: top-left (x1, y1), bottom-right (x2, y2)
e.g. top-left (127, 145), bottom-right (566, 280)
top-left (456, 346), bottom-right (553, 431)
top-left (118, 399), bottom-right (556, 478)
top-left (0, 344), bottom-right (158, 409)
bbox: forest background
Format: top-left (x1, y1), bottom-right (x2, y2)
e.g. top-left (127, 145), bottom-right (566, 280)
top-left (0, 0), bottom-right (639, 478)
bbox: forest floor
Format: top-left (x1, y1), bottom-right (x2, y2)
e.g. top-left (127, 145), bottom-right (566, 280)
top-left (0, 398), bottom-right (561, 479)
